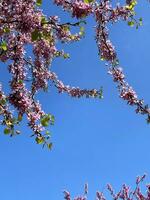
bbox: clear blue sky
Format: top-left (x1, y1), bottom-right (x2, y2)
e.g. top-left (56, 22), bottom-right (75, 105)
top-left (0, 1), bottom-right (150, 199)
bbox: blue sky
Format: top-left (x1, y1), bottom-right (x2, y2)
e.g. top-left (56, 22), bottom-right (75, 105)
top-left (1, 1), bottom-right (150, 199)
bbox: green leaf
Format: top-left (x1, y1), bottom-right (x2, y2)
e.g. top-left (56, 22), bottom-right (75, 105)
top-left (62, 25), bottom-right (70, 32)
top-left (84, 0), bottom-right (94, 3)
top-left (41, 119), bottom-right (49, 127)
top-left (3, 27), bottom-right (10, 33)
top-left (63, 53), bottom-right (70, 59)
top-left (35, 137), bottom-right (44, 144)
top-left (50, 115), bottom-right (55, 125)
top-left (18, 80), bottom-right (23, 84)
top-left (45, 131), bottom-right (51, 140)
top-left (80, 26), bottom-right (84, 32)
top-left (36, 0), bottom-right (42, 6)
top-left (147, 117), bottom-right (150, 124)
top-left (0, 98), bottom-right (7, 105)
top-left (46, 114), bottom-right (51, 121)
top-left (100, 57), bottom-right (105, 61)
top-left (12, 117), bottom-right (18, 124)
top-left (31, 29), bottom-right (42, 42)
top-left (4, 128), bottom-right (11, 135)
top-left (128, 21), bottom-right (134, 27)
top-left (47, 143), bottom-right (52, 150)
top-left (41, 114), bottom-right (55, 127)
top-left (1, 41), bottom-right (7, 51)
top-left (139, 18), bottom-right (143, 26)
top-left (18, 113), bottom-right (23, 122)
top-left (41, 16), bottom-right (48, 25)
top-left (99, 87), bottom-right (103, 99)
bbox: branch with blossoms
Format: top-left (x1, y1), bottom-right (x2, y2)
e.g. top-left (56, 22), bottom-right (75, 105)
top-left (0, 0), bottom-right (103, 148)
top-left (0, 0), bottom-right (150, 148)
top-left (54, 0), bottom-right (150, 122)
top-left (94, 0), bottom-right (150, 123)
top-left (64, 174), bottom-right (150, 200)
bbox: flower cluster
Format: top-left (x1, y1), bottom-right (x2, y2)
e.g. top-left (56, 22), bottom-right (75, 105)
top-left (64, 174), bottom-right (150, 200)
top-left (0, 0), bottom-right (103, 147)
top-left (93, 0), bottom-right (150, 123)
top-left (0, 0), bottom-right (149, 147)
top-left (72, 1), bottom-right (92, 19)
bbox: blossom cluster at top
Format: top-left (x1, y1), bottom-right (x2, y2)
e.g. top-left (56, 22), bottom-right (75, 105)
top-left (0, 0), bottom-right (149, 147)
top-left (0, 0), bottom-right (102, 147)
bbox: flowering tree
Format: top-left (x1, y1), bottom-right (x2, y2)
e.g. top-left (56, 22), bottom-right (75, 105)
top-left (63, 175), bottom-right (150, 200)
top-left (0, 0), bottom-right (149, 149)
top-left (1, 0), bottom-right (150, 199)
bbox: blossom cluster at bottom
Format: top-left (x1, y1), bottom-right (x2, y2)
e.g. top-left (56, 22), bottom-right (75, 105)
top-left (64, 174), bottom-right (150, 200)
